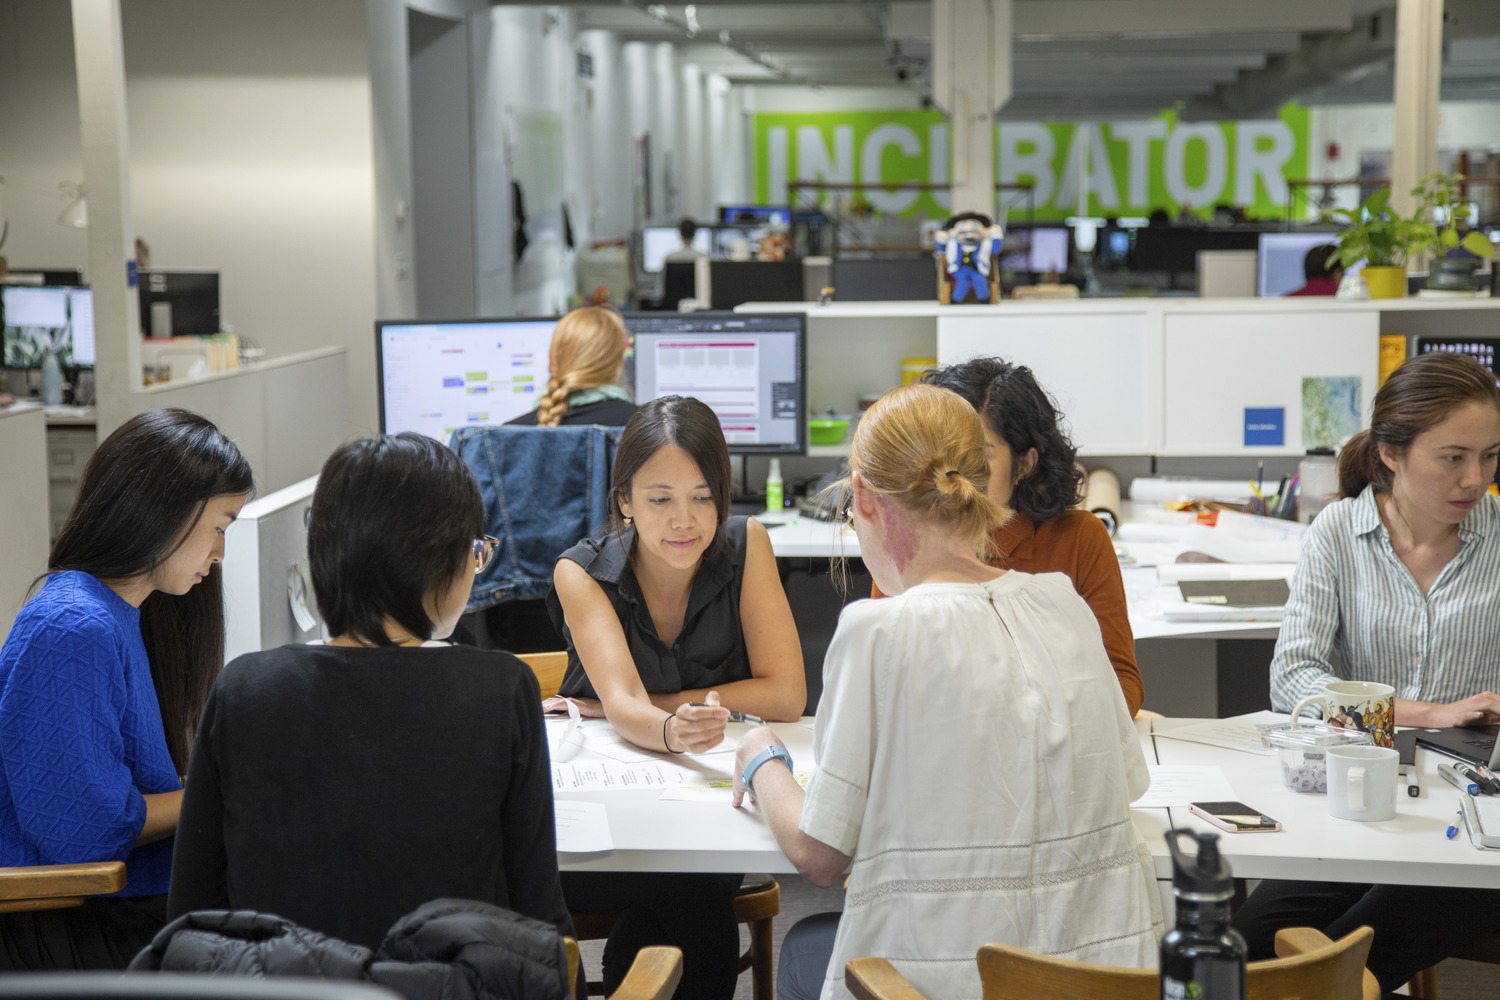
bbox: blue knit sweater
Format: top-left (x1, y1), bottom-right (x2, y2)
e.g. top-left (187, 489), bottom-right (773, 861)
top-left (0, 571), bottom-right (181, 896)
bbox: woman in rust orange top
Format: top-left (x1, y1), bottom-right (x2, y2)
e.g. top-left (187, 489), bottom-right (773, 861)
top-left (873, 357), bottom-right (1143, 715)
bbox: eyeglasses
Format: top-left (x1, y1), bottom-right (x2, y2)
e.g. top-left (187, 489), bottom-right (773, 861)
top-left (473, 535), bottom-right (500, 572)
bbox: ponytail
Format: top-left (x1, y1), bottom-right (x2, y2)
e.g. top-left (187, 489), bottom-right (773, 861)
top-left (1336, 429), bottom-right (1388, 499)
top-left (1343, 352), bottom-right (1500, 498)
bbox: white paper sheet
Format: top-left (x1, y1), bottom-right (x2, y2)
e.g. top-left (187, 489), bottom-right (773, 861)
top-left (1153, 720), bottom-right (1275, 756)
top-left (553, 759), bottom-right (700, 792)
top-left (548, 718), bottom-right (738, 763)
top-left (554, 800), bottom-right (613, 852)
top-left (1131, 765), bottom-right (1238, 808)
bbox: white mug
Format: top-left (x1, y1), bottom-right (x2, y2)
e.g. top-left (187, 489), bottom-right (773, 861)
top-left (1291, 680), bottom-right (1396, 748)
top-left (1326, 745), bottom-right (1399, 822)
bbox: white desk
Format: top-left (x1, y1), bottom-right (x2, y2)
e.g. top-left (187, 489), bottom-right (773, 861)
top-left (554, 717), bottom-right (1175, 876)
top-left (757, 509), bottom-right (1281, 642)
top-left (1148, 716), bottom-right (1500, 889)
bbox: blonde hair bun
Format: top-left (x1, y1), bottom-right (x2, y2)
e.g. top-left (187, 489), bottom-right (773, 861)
top-left (852, 383), bottom-right (1008, 553)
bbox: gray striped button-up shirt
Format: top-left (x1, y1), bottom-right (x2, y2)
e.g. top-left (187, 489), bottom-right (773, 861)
top-left (1270, 485), bottom-right (1500, 712)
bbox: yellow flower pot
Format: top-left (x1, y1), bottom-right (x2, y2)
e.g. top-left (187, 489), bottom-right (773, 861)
top-left (1362, 265), bottom-right (1407, 299)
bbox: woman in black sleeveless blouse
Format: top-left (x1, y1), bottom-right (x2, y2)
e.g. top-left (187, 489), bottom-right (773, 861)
top-left (547, 395), bottom-right (805, 1000)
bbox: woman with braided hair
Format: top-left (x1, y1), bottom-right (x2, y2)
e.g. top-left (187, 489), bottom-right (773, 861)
top-left (506, 306), bottom-right (636, 428)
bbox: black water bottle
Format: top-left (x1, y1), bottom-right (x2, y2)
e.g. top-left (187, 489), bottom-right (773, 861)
top-left (1160, 829), bottom-right (1246, 1000)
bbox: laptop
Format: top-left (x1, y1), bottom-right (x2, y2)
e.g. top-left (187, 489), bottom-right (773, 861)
top-left (1413, 724), bottom-right (1500, 770)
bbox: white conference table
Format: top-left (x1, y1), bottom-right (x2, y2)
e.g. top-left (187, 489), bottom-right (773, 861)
top-left (1147, 715), bottom-right (1500, 889)
top-left (553, 717), bottom-right (1177, 875)
top-left (557, 716), bottom-right (1500, 892)
top-left (758, 509), bottom-right (1282, 642)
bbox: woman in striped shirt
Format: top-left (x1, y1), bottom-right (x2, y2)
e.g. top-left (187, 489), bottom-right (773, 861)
top-left (1235, 351), bottom-right (1500, 992)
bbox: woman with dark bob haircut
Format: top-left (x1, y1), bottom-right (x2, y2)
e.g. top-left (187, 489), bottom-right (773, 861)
top-left (871, 357), bottom-right (1143, 716)
top-left (547, 395), bottom-right (805, 1000)
top-left (0, 408), bottom-right (253, 969)
top-left (168, 433), bottom-right (571, 950)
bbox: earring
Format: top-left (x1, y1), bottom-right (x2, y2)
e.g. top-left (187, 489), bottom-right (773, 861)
top-left (623, 515), bottom-right (633, 527)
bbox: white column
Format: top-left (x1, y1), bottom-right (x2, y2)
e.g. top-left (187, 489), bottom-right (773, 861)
top-left (1389, 0), bottom-right (1443, 223)
top-left (932, 0), bottom-right (1012, 219)
top-left (70, 0), bottom-right (141, 435)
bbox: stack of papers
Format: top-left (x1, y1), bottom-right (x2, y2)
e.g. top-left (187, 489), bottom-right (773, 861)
top-left (1131, 765), bottom-right (1237, 808)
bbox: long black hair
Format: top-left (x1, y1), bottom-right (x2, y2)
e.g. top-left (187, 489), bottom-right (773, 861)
top-left (922, 357), bottom-right (1085, 522)
top-left (46, 408), bottom-right (254, 773)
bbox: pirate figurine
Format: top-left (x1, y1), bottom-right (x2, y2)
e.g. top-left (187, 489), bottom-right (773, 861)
top-left (935, 212), bottom-right (1003, 304)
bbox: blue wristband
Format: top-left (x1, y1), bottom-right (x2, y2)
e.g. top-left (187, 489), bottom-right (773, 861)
top-left (742, 745), bottom-right (793, 799)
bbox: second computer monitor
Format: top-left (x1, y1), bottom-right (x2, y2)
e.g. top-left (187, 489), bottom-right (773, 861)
top-left (376, 317), bottom-right (557, 441)
top-left (1, 285), bottom-right (95, 367)
top-left (641, 226), bottom-right (713, 273)
top-left (1257, 233), bottom-right (1343, 297)
top-left (627, 312), bottom-right (806, 455)
top-left (138, 270), bottom-right (220, 337)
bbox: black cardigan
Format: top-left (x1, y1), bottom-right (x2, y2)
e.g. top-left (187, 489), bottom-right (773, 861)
top-left (168, 644), bottom-right (570, 949)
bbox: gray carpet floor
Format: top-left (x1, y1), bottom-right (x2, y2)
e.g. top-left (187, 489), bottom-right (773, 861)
top-left (580, 875), bottom-right (1496, 1000)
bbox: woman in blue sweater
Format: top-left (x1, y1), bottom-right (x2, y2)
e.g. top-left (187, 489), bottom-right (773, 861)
top-left (0, 407), bottom-right (253, 969)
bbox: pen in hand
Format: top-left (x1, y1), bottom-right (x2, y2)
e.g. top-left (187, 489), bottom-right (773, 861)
top-left (689, 701), bottom-right (763, 725)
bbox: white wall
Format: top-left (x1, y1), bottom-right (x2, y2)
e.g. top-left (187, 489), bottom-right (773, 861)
top-left (0, 0), bottom-right (382, 435)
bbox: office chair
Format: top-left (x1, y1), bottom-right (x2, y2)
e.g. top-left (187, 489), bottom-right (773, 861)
top-left (846, 926), bottom-right (1379, 1000)
top-left (661, 263), bottom-right (697, 311)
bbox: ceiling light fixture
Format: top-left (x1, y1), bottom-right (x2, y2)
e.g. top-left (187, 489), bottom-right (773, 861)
top-left (684, 5), bottom-right (699, 38)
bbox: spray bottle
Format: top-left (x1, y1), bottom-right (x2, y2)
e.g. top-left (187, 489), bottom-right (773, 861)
top-left (765, 458), bottom-right (784, 511)
top-left (1160, 829), bottom-right (1246, 1000)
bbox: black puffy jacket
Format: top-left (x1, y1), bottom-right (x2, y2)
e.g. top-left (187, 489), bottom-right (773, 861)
top-left (128, 899), bottom-right (571, 1000)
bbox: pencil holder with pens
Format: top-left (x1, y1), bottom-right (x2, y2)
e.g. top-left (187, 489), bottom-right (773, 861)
top-left (1262, 723), bottom-right (1373, 793)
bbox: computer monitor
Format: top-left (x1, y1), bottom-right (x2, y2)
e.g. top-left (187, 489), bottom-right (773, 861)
top-left (626, 312), bottom-right (806, 455)
top-left (376, 316), bottom-right (558, 441)
top-left (1, 285), bottom-right (95, 367)
top-left (707, 260), bottom-right (803, 310)
top-left (138, 269), bottom-right (220, 337)
top-left (1415, 337), bottom-right (1500, 388)
top-left (641, 226), bottom-right (712, 273)
top-left (830, 257), bottom-right (936, 301)
top-left (1257, 233), bottom-right (1344, 297)
top-left (1028, 228), bottom-right (1070, 273)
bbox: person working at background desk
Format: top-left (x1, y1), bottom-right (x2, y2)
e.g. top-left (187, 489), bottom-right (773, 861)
top-left (1233, 352), bottom-right (1500, 991)
top-left (735, 382), bottom-right (1160, 1000)
top-left (547, 395), bottom-right (805, 1000)
top-left (505, 306), bottom-right (636, 429)
top-left (0, 409), bottom-right (252, 969)
top-left (872, 358), bottom-right (1143, 716)
top-left (1284, 243), bottom-right (1343, 297)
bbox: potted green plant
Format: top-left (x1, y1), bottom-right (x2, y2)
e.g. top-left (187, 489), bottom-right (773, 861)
top-left (1415, 172), bottom-right (1495, 292)
top-left (1323, 186), bottom-right (1435, 299)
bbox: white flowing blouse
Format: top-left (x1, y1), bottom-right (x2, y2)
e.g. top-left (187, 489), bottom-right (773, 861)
top-left (800, 571), bottom-right (1163, 1000)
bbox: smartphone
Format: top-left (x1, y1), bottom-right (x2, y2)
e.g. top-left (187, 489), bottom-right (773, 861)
top-left (1188, 801), bottom-right (1282, 833)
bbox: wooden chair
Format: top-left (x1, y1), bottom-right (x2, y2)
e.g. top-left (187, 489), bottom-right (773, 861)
top-left (1407, 932), bottom-right (1500, 999)
top-left (846, 926), bottom-right (1379, 1000)
top-left (519, 650), bottom-right (569, 700)
top-left (570, 874), bottom-right (780, 1000)
top-left (0, 861), bottom-right (126, 913)
top-left (526, 652), bottom-right (781, 1000)
top-left (566, 940), bottom-right (682, 1000)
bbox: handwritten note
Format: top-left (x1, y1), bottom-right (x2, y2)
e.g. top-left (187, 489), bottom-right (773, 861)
top-left (1131, 765), bottom-right (1237, 809)
top-left (554, 801), bottom-right (612, 852)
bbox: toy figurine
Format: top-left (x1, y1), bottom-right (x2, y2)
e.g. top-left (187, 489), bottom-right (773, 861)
top-left (935, 212), bottom-right (1003, 304)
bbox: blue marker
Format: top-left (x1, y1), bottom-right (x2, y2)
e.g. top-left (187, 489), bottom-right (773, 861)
top-left (1446, 808), bottom-right (1464, 840)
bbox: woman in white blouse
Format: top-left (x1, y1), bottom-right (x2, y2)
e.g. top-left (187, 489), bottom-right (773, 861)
top-left (731, 382), bottom-right (1162, 1000)
top-left (1239, 351), bottom-right (1500, 992)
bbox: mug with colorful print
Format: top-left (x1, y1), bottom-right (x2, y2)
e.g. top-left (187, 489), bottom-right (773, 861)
top-left (1291, 681), bottom-right (1397, 748)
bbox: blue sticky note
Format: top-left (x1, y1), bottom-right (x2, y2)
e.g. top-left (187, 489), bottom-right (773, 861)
top-left (1244, 407), bottom-right (1285, 447)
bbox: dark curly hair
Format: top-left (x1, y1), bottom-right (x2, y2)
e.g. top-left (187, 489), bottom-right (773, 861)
top-left (921, 357), bottom-right (1084, 522)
